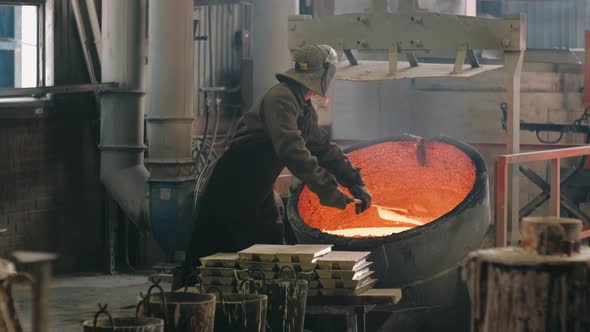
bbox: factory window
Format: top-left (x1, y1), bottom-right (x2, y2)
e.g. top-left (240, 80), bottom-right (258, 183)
top-left (0, 4), bottom-right (39, 88)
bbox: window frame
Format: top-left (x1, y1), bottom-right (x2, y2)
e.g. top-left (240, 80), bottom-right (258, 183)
top-left (0, 0), bottom-right (45, 88)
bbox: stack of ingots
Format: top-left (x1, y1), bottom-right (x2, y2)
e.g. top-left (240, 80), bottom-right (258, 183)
top-left (315, 251), bottom-right (376, 296)
top-left (197, 245), bottom-right (378, 296)
top-left (198, 252), bottom-right (242, 294)
top-left (237, 244), bottom-right (332, 283)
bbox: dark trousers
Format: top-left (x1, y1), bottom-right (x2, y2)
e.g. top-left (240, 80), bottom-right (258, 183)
top-left (184, 139), bottom-right (285, 272)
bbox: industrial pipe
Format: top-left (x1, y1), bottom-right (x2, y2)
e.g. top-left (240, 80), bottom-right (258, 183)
top-left (99, 0), bottom-right (149, 225)
top-left (252, 0), bottom-right (299, 101)
top-left (146, 0), bottom-right (196, 253)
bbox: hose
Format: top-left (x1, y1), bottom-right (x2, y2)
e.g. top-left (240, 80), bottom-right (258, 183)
top-left (203, 97), bottom-right (221, 173)
top-left (192, 6), bottom-right (216, 214)
top-left (193, 98), bottom-right (211, 168)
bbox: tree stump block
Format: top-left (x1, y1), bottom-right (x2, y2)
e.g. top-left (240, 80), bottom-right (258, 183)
top-left (464, 217), bottom-right (590, 332)
top-left (521, 217), bottom-right (582, 255)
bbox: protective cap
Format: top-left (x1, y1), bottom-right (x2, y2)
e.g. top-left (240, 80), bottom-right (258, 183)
top-left (277, 44), bottom-right (338, 97)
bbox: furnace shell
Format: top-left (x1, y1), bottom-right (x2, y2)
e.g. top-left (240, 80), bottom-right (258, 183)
top-left (287, 136), bottom-right (491, 308)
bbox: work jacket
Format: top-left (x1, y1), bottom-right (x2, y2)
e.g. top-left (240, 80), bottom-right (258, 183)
top-left (232, 80), bottom-right (363, 195)
top-left (184, 79), bottom-right (362, 266)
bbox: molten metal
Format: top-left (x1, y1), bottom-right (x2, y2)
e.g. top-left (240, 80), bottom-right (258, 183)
top-left (297, 141), bottom-right (476, 237)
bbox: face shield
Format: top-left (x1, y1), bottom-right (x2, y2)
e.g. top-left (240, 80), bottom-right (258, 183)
top-left (318, 45), bottom-right (338, 97)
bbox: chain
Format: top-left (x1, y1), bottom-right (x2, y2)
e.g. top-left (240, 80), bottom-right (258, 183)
top-left (572, 105), bottom-right (590, 126)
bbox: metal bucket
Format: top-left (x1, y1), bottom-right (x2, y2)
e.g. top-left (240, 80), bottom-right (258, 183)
top-left (206, 287), bottom-right (268, 332)
top-left (83, 304), bottom-right (164, 332)
top-left (138, 280), bottom-right (216, 332)
top-left (244, 266), bottom-right (308, 332)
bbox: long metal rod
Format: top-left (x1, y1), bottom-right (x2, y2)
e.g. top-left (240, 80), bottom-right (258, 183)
top-left (500, 146), bottom-right (590, 164)
top-left (84, 0), bottom-right (102, 64)
top-left (0, 0), bottom-right (41, 4)
top-left (584, 31), bottom-right (590, 108)
top-left (0, 82), bottom-right (118, 97)
top-left (503, 50), bottom-right (525, 244)
top-left (495, 159), bottom-right (509, 247)
top-left (550, 159), bottom-right (561, 216)
top-left (495, 145), bottom-right (590, 247)
top-left (70, 0), bottom-right (98, 84)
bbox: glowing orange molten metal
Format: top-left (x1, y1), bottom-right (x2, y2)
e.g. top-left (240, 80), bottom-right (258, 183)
top-left (297, 141), bottom-right (476, 237)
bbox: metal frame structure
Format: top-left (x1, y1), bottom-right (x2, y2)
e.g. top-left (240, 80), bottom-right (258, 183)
top-left (0, 82), bottom-right (117, 97)
top-left (0, 0), bottom-right (46, 86)
top-left (288, 2), bottom-right (525, 71)
top-left (495, 30), bottom-right (590, 246)
top-left (495, 145), bottom-right (590, 246)
top-left (498, 99), bottom-right (590, 225)
top-left (289, 0), bottom-right (527, 241)
top-left (70, 0), bottom-right (101, 85)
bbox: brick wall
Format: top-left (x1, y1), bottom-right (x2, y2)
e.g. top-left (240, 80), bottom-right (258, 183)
top-left (0, 103), bottom-right (104, 272)
top-left (0, 0), bottom-right (107, 272)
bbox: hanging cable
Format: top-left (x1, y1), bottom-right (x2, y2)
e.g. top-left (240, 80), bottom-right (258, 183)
top-left (193, 92), bottom-right (211, 168)
top-left (204, 96), bottom-right (221, 169)
top-left (193, 5), bottom-right (216, 214)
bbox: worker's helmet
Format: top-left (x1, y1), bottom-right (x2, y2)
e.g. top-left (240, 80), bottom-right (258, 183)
top-left (277, 44), bottom-right (338, 97)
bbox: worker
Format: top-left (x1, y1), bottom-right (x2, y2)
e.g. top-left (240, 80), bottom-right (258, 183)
top-left (180, 44), bottom-right (372, 283)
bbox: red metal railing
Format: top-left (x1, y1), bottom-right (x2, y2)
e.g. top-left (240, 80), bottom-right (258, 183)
top-left (495, 146), bottom-right (590, 247)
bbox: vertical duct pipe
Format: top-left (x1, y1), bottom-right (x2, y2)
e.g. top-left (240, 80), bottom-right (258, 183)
top-left (252, 0), bottom-right (299, 101)
top-left (146, 0), bottom-right (196, 253)
top-left (100, 0), bottom-right (149, 226)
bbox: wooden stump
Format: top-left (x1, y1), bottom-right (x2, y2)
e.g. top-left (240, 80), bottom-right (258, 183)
top-left (521, 217), bottom-right (582, 255)
top-left (464, 217), bottom-right (590, 332)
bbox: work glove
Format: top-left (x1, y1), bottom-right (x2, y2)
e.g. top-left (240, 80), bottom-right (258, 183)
top-left (319, 187), bottom-right (354, 210)
top-left (349, 185), bottom-right (372, 214)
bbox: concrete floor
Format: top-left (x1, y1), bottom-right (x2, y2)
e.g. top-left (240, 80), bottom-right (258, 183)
top-left (11, 273), bottom-right (469, 332)
top-left (14, 274), bottom-right (159, 331)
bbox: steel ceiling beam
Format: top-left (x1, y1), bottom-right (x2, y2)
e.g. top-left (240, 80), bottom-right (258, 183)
top-left (288, 13), bottom-right (525, 53)
top-left (0, 82), bottom-right (118, 97)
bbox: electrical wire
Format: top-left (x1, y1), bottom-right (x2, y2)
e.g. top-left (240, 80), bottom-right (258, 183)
top-left (194, 99), bottom-right (221, 206)
top-left (193, 98), bottom-right (211, 167)
top-left (203, 97), bottom-right (221, 174)
top-left (192, 5), bottom-right (216, 214)
top-left (190, 4), bottom-right (244, 214)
